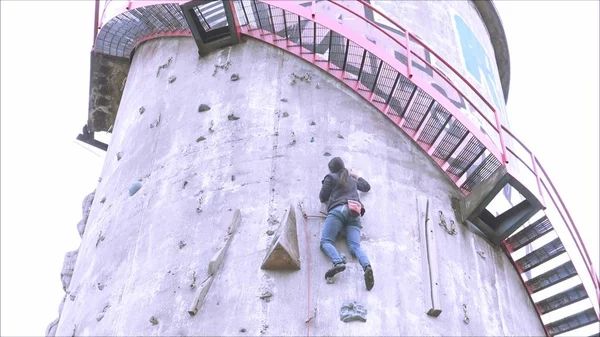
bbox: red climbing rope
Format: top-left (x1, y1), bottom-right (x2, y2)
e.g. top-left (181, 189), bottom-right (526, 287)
top-left (303, 214), bottom-right (312, 337)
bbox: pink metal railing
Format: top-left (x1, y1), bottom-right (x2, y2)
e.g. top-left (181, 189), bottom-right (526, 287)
top-left (90, 0), bottom-right (599, 314)
top-left (339, 0), bottom-right (600, 309)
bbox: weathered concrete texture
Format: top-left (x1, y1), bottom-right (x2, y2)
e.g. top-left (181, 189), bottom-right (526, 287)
top-left (55, 38), bottom-right (543, 336)
top-left (88, 52), bottom-right (130, 132)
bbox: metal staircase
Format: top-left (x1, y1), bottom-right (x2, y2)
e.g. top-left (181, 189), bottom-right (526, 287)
top-left (88, 0), bottom-right (599, 335)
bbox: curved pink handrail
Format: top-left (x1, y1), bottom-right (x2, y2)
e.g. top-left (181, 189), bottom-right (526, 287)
top-left (330, 0), bottom-right (600, 308)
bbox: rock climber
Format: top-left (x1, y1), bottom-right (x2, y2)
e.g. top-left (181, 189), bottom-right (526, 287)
top-left (319, 157), bottom-right (374, 291)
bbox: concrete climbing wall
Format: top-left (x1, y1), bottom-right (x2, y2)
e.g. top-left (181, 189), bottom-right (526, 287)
top-left (52, 37), bottom-right (544, 336)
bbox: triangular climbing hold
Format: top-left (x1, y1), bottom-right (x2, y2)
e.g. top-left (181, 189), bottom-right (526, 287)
top-left (261, 206), bottom-right (301, 270)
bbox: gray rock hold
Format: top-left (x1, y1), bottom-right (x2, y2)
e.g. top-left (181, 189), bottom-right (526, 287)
top-left (61, 250), bottom-right (79, 291)
top-left (196, 136), bottom-right (206, 142)
top-left (139, 106), bottom-right (145, 114)
top-left (129, 181), bottom-right (142, 196)
top-left (228, 114), bottom-right (240, 121)
top-left (168, 75), bottom-right (177, 83)
top-left (282, 112), bottom-right (289, 118)
top-left (96, 312), bottom-right (105, 322)
top-left (198, 104), bottom-right (211, 112)
top-left (340, 301), bottom-right (367, 322)
top-left (230, 73), bottom-right (240, 81)
top-left (116, 151), bottom-right (123, 161)
top-left (323, 152), bottom-right (331, 156)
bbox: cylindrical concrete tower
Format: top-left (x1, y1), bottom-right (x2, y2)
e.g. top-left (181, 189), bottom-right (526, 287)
top-left (52, 1), bottom-right (599, 336)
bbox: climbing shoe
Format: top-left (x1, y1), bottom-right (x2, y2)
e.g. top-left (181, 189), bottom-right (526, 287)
top-left (325, 263), bottom-right (346, 279)
top-left (364, 265), bottom-right (374, 291)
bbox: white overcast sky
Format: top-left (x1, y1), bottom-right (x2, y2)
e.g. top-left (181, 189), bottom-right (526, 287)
top-left (1, 1), bottom-right (598, 336)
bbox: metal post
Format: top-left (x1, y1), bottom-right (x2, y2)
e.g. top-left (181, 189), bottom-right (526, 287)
top-left (531, 153), bottom-right (545, 208)
top-left (267, 4), bottom-right (275, 36)
top-left (493, 109), bottom-right (508, 164)
top-left (356, 49), bottom-right (367, 89)
top-left (341, 39), bottom-right (350, 76)
top-left (298, 15), bottom-right (302, 48)
top-left (313, 21), bottom-right (316, 61)
top-left (240, 0), bottom-right (249, 27)
top-left (385, 73), bottom-right (401, 105)
top-left (327, 30), bottom-right (333, 64)
top-left (252, 0), bottom-right (263, 30)
top-left (282, 10), bottom-right (288, 45)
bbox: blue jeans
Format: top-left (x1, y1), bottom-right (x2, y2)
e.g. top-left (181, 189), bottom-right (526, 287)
top-left (320, 205), bottom-right (371, 268)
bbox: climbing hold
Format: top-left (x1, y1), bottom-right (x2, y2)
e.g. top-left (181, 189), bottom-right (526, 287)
top-left (261, 206), bottom-right (301, 270)
top-left (323, 152), bottom-right (331, 156)
top-left (289, 131), bottom-right (296, 145)
top-left (190, 270), bottom-right (197, 290)
top-left (316, 83), bottom-right (320, 89)
top-left (282, 112), bottom-right (289, 118)
top-left (477, 251), bottom-right (486, 260)
top-left (168, 75), bottom-right (177, 83)
top-left (116, 151), bottom-right (123, 161)
top-left (139, 106), bottom-right (145, 115)
top-left (198, 104), bottom-right (211, 112)
top-left (156, 57), bottom-right (173, 77)
top-left (228, 114), bottom-right (240, 121)
top-left (310, 137), bottom-right (315, 143)
top-left (310, 121), bottom-right (316, 126)
top-left (96, 231), bottom-right (105, 247)
top-left (231, 175), bottom-right (236, 181)
top-left (337, 134), bottom-right (344, 139)
top-left (70, 293), bottom-right (76, 301)
top-left (188, 275), bottom-right (215, 316)
top-left (97, 283), bottom-right (105, 291)
top-left (259, 291), bottom-right (273, 301)
top-left (150, 316), bottom-right (158, 325)
top-left (98, 177), bottom-right (102, 183)
top-left (61, 250), bottom-right (79, 291)
top-left (305, 307), bottom-right (317, 324)
top-left (230, 73), bottom-right (240, 81)
top-left (260, 324), bottom-right (269, 334)
top-left (266, 230), bottom-right (275, 236)
top-left (208, 210), bottom-right (241, 275)
top-left (96, 313), bottom-right (105, 322)
top-left (239, 328), bottom-right (247, 333)
top-left (196, 136), bottom-right (206, 142)
top-left (209, 120), bottom-right (215, 132)
top-left (179, 240), bottom-right (187, 249)
top-left (340, 301), bottom-right (367, 322)
top-left (280, 98), bottom-right (288, 102)
top-left (129, 181), bottom-right (142, 196)
top-left (150, 114), bottom-right (161, 128)
top-left (99, 197), bottom-right (106, 204)
top-left (183, 181), bottom-right (188, 189)
top-left (196, 197), bottom-right (203, 213)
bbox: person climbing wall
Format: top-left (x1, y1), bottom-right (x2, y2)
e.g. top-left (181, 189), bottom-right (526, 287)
top-left (318, 157), bottom-right (375, 291)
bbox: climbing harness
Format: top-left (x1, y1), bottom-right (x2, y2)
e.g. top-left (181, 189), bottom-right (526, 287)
top-left (438, 211), bottom-right (457, 235)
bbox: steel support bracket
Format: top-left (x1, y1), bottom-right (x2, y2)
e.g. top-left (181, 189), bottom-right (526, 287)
top-left (457, 165), bottom-right (543, 245)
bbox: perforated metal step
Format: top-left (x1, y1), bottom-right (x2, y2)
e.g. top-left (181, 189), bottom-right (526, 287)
top-left (526, 261), bottom-right (577, 293)
top-left (182, 0), bottom-right (240, 55)
top-left (515, 238), bottom-right (565, 273)
top-left (537, 284), bottom-right (588, 314)
top-left (505, 216), bottom-right (552, 252)
top-left (545, 307), bottom-right (598, 335)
